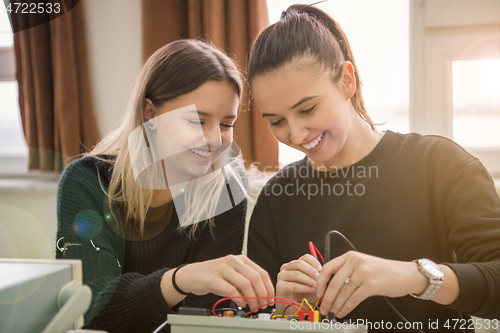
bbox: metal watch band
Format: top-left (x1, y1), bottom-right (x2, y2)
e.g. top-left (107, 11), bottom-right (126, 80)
top-left (410, 259), bottom-right (444, 300)
top-left (413, 279), bottom-right (443, 300)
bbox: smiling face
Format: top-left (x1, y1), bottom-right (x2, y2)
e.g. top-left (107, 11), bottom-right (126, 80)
top-left (144, 80), bottom-right (239, 181)
top-left (252, 62), bottom-right (361, 167)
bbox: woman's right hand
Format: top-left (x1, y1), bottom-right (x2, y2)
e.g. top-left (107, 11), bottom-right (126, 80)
top-left (170, 255), bottom-right (275, 310)
top-left (276, 254), bottom-right (322, 315)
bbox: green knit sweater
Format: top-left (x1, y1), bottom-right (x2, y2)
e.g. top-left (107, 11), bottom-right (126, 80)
top-left (56, 156), bottom-right (247, 333)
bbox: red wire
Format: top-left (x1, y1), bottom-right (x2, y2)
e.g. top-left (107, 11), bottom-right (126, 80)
top-left (245, 300), bottom-right (296, 316)
top-left (211, 296), bottom-right (306, 317)
top-left (313, 243), bottom-right (324, 264)
top-left (308, 241), bottom-right (318, 260)
top-left (309, 241), bottom-right (324, 265)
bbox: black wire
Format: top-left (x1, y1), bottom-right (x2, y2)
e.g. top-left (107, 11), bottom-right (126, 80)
top-left (324, 230), bottom-right (426, 333)
top-left (282, 304), bottom-right (293, 317)
top-left (213, 300), bottom-right (239, 315)
top-left (310, 301), bottom-right (320, 311)
top-left (214, 307), bottom-right (238, 314)
top-left (383, 298), bottom-right (425, 333)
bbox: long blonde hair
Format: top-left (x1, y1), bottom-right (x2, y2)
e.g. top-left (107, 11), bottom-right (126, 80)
top-left (86, 39), bottom-right (247, 238)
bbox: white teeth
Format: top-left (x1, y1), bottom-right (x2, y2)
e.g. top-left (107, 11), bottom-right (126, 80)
top-left (301, 133), bottom-right (324, 150)
top-left (190, 148), bottom-right (211, 157)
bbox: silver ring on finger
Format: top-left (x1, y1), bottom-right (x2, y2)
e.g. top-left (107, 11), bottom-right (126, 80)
top-left (345, 277), bottom-right (358, 290)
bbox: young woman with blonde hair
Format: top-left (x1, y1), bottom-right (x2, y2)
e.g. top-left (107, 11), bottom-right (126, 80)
top-left (56, 39), bottom-right (273, 332)
top-left (247, 4), bottom-right (500, 331)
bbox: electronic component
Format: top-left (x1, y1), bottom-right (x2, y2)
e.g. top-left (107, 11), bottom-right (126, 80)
top-left (178, 306), bottom-right (211, 316)
top-left (235, 310), bottom-right (246, 318)
top-left (258, 313), bottom-right (271, 320)
top-left (298, 310), bottom-right (305, 321)
top-left (223, 310), bottom-right (234, 318)
top-left (308, 310), bottom-right (319, 322)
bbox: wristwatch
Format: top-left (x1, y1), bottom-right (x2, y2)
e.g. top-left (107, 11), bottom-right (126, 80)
top-left (410, 258), bottom-right (444, 300)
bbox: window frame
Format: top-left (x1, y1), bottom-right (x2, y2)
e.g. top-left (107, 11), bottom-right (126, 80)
top-left (410, 0), bottom-right (500, 176)
top-left (0, 44), bottom-right (29, 174)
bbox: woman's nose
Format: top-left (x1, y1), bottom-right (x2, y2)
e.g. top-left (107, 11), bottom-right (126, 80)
top-left (288, 120), bottom-right (307, 146)
top-left (205, 127), bottom-right (222, 150)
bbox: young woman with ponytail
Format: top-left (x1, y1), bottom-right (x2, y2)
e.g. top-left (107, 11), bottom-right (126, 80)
top-left (247, 4), bottom-right (500, 331)
top-left (56, 39), bottom-right (274, 333)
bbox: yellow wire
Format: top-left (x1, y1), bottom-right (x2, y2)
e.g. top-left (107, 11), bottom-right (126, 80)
top-left (272, 314), bottom-right (298, 320)
top-left (315, 298), bottom-right (321, 308)
top-left (293, 299), bottom-right (306, 316)
top-left (303, 299), bottom-right (315, 311)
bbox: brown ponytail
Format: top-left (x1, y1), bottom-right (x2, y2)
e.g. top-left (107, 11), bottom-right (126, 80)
top-left (248, 4), bottom-right (375, 130)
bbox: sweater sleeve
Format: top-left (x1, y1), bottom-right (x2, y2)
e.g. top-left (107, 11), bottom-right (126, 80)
top-left (56, 161), bottom-right (172, 333)
top-left (441, 158), bottom-right (500, 319)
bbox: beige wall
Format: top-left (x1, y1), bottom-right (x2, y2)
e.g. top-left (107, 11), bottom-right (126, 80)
top-left (83, 0), bottom-right (142, 137)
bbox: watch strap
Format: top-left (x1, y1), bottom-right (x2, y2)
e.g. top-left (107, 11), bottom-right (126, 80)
top-left (410, 259), bottom-right (444, 300)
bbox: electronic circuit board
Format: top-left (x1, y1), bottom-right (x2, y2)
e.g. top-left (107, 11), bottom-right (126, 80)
top-left (167, 314), bottom-right (368, 333)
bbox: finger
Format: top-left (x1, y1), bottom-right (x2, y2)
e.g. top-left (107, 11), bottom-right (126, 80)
top-left (319, 265), bottom-right (354, 316)
top-left (330, 278), bottom-right (358, 316)
top-left (278, 281), bottom-right (317, 296)
top-left (336, 284), bottom-right (367, 318)
top-left (281, 259), bottom-right (320, 281)
top-left (240, 256), bottom-right (275, 304)
top-left (316, 254), bottom-right (348, 298)
top-left (222, 269), bottom-right (259, 310)
top-left (212, 281), bottom-right (247, 308)
top-left (278, 269), bottom-right (317, 288)
top-left (299, 254), bottom-right (323, 271)
top-left (233, 259), bottom-right (269, 307)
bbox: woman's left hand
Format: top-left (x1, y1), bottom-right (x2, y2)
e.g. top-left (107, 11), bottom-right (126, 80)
top-left (315, 251), bottom-right (428, 318)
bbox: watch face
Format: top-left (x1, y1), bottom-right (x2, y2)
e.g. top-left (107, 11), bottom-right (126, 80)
top-left (421, 259), bottom-right (445, 278)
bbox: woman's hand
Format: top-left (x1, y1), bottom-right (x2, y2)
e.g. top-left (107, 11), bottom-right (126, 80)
top-left (164, 255), bottom-right (274, 310)
top-left (315, 251), bottom-right (432, 318)
top-left (276, 254), bottom-right (322, 315)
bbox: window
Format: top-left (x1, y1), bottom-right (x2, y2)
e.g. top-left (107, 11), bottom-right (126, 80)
top-left (0, 5), bottom-right (28, 174)
top-left (267, 1), bottom-right (499, 176)
top-left (411, 0), bottom-right (500, 176)
top-left (267, 0), bottom-right (410, 167)
top-left (452, 58), bottom-right (500, 149)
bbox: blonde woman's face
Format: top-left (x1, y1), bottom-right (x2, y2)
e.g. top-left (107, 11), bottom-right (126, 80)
top-left (150, 80), bottom-right (239, 181)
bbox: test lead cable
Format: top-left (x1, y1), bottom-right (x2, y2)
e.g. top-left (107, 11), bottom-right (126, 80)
top-left (324, 230), bottom-right (426, 333)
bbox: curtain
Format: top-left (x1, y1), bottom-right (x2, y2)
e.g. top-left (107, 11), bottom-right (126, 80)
top-left (12, 0), bottom-right (99, 172)
top-left (142, 0), bottom-right (278, 170)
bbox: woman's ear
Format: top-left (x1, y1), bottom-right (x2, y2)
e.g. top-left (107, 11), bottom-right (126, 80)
top-left (143, 98), bottom-right (157, 129)
top-left (339, 61), bottom-right (356, 101)
top-left (143, 98), bottom-right (157, 121)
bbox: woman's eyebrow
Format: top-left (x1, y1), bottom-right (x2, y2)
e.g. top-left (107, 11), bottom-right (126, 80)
top-left (262, 113), bottom-right (277, 118)
top-left (290, 95), bottom-right (318, 109)
top-left (261, 95), bottom-right (319, 118)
